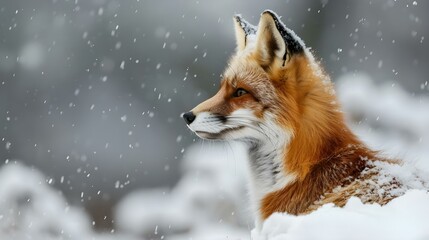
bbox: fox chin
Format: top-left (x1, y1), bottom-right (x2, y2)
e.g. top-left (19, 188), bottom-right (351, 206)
top-left (182, 10), bottom-right (423, 229)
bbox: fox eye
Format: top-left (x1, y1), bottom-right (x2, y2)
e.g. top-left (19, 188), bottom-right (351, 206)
top-left (233, 88), bottom-right (248, 98)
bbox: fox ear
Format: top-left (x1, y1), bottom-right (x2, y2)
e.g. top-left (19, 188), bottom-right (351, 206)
top-left (255, 10), bottom-right (305, 68)
top-left (233, 15), bottom-right (256, 51)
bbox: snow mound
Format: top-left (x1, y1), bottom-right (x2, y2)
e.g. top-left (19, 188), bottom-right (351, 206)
top-left (253, 190), bottom-right (429, 240)
top-left (0, 162), bottom-right (136, 240)
top-left (114, 142), bottom-right (252, 239)
top-left (0, 162), bottom-right (93, 239)
top-left (115, 188), bottom-right (193, 238)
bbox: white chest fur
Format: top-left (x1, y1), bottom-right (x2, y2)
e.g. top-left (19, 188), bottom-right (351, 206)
top-left (243, 114), bottom-right (296, 228)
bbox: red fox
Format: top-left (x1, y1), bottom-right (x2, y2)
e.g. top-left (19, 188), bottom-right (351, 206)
top-left (182, 10), bottom-right (412, 227)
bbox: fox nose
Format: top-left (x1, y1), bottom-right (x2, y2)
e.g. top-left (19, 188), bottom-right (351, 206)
top-left (182, 111), bottom-right (196, 125)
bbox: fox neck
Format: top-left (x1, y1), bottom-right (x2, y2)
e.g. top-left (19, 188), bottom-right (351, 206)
top-left (243, 115), bottom-right (295, 227)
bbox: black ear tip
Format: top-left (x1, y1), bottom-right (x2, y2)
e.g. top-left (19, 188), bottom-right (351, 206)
top-left (234, 14), bottom-right (243, 23)
top-left (233, 14), bottom-right (257, 36)
top-left (261, 10), bottom-right (279, 21)
top-left (259, 10), bottom-right (305, 54)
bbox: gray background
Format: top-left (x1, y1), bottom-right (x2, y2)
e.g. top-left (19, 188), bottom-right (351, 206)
top-left (1, 0), bottom-right (427, 229)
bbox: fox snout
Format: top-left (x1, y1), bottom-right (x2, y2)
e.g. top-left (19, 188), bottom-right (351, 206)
top-left (181, 108), bottom-right (231, 140)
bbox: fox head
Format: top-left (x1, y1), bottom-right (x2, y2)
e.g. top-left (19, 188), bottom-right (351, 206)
top-left (183, 10), bottom-right (336, 149)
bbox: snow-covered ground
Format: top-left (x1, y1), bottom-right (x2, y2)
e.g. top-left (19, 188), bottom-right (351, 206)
top-left (0, 74), bottom-right (428, 239)
top-left (254, 190), bottom-right (429, 240)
